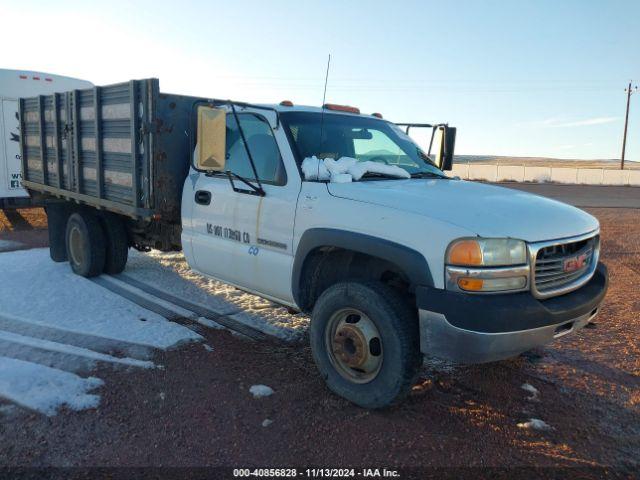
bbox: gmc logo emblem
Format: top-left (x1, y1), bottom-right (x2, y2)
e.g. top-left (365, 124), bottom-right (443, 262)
top-left (563, 253), bottom-right (588, 273)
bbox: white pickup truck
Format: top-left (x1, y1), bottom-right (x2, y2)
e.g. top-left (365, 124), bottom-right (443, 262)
top-left (20, 79), bottom-right (608, 408)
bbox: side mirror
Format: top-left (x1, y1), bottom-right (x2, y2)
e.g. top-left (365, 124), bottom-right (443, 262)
top-left (442, 126), bottom-right (456, 171)
top-left (434, 126), bottom-right (456, 171)
top-left (196, 106), bottom-right (226, 171)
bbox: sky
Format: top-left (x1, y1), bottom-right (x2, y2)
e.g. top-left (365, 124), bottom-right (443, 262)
top-left (2, 0), bottom-right (639, 161)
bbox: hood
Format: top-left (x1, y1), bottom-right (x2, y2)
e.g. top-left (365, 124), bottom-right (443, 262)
top-left (327, 179), bottom-right (598, 242)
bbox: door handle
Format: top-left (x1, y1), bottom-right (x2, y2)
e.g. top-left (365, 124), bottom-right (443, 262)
top-left (195, 190), bottom-right (212, 205)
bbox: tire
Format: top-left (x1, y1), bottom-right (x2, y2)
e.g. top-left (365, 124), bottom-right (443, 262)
top-left (100, 213), bottom-right (129, 274)
top-left (46, 203), bottom-right (71, 262)
top-left (310, 281), bottom-right (422, 408)
top-left (65, 211), bottom-right (106, 277)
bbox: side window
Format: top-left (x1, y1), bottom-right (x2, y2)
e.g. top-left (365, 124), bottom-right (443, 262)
top-left (226, 114), bottom-right (286, 186)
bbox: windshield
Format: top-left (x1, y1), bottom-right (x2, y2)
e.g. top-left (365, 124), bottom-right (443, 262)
top-left (280, 112), bottom-right (444, 177)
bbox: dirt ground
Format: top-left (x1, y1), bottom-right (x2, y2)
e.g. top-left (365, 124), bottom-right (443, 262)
top-left (0, 207), bottom-right (638, 478)
top-left (0, 208), bottom-right (48, 251)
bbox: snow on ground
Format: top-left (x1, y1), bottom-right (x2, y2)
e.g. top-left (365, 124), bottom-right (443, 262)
top-left (197, 318), bottom-right (225, 330)
top-left (0, 240), bottom-right (23, 252)
top-left (0, 249), bottom-right (200, 415)
top-left (0, 356), bottom-right (103, 416)
top-left (249, 385), bottom-right (274, 398)
top-left (0, 249), bottom-right (201, 349)
top-left (0, 246), bottom-right (308, 415)
top-left (521, 383), bottom-right (540, 401)
top-left (126, 249), bottom-right (309, 340)
top-left (517, 418), bottom-right (553, 431)
top-left (0, 329), bottom-right (154, 369)
top-left (0, 404), bottom-right (17, 417)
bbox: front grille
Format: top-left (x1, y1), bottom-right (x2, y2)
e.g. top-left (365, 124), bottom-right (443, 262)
top-left (533, 235), bottom-right (598, 296)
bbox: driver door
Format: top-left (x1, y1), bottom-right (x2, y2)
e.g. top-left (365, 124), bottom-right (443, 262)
top-left (188, 109), bottom-right (301, 303)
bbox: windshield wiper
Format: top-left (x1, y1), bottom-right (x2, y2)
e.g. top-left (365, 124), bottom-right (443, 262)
top-left (360, 172), bottom-right (408, 180)
top-left (410, 171), bottom-right (448, 179)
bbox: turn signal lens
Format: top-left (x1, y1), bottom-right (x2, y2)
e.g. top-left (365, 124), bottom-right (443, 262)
top-left (458, 278), bottom-right (484, 291)
top-left (457, 276), bottom-right (527, 292)
top-left (448, 240), bottom-right (483, 266)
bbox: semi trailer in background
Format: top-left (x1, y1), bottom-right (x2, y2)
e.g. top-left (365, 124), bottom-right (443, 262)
top-left (0, 69), bottom-right (92, 209)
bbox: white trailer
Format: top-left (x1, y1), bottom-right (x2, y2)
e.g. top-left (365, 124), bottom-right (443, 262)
top-left (0, 69), bottom-right (92, 208)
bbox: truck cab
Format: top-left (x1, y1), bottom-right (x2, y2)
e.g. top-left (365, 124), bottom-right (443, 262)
top-left (182, 101), bottom-right (607, 407)
top-left (183, 103), bottom-right (457, 306)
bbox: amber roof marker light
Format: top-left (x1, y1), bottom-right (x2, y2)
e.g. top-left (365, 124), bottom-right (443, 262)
top-left (323, 103), bottom-right (360, 114)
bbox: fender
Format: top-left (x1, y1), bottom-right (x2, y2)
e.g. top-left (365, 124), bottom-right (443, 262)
top-left (292, 228), bottom-right (434, 305)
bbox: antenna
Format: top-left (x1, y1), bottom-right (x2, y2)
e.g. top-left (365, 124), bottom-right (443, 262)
top-left (321, 54), bottom-right (331, 108)
top-left (621, 80), bottom-right (637, 170)
top-left (317, 54), bottom-right (331, 180)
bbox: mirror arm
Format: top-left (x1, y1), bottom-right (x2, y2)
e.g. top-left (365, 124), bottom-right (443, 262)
top-left (228, 102), bottom-right (265, 194)
top-left (395, 122), bottom-right (454, 171)
top-left (427, 126), bottom-right (437, 156)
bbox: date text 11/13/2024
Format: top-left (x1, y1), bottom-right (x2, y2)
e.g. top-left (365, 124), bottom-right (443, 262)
top-left (232, 468), bottom-right (400, 477)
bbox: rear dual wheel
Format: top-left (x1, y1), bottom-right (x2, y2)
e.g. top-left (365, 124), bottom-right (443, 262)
top-left (66, 212), bottom-right (106, 277)
top-left (65, 211), bottom-right (128, 277)
top-left (101, 213), bottom-right (129, 274)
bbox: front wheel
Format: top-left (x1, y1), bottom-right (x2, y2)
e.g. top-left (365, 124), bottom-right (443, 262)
top-left (310, 281), bottom-right (422, 408)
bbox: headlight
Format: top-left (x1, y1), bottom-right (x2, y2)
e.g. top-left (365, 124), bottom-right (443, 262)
top-left (446, 238), bottom-right (529, 293)
top-left (447, 238), bottom-right (527, 267)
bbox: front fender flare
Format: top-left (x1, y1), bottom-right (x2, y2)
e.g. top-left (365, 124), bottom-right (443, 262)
top-left (292, 228), bottom-right (434, 306)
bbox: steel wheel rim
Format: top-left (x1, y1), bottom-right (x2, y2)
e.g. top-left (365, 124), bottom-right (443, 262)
top-left (69, 225), bottom-right (84, 267)
top-left (325, 308), bottom-right (383, 384)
